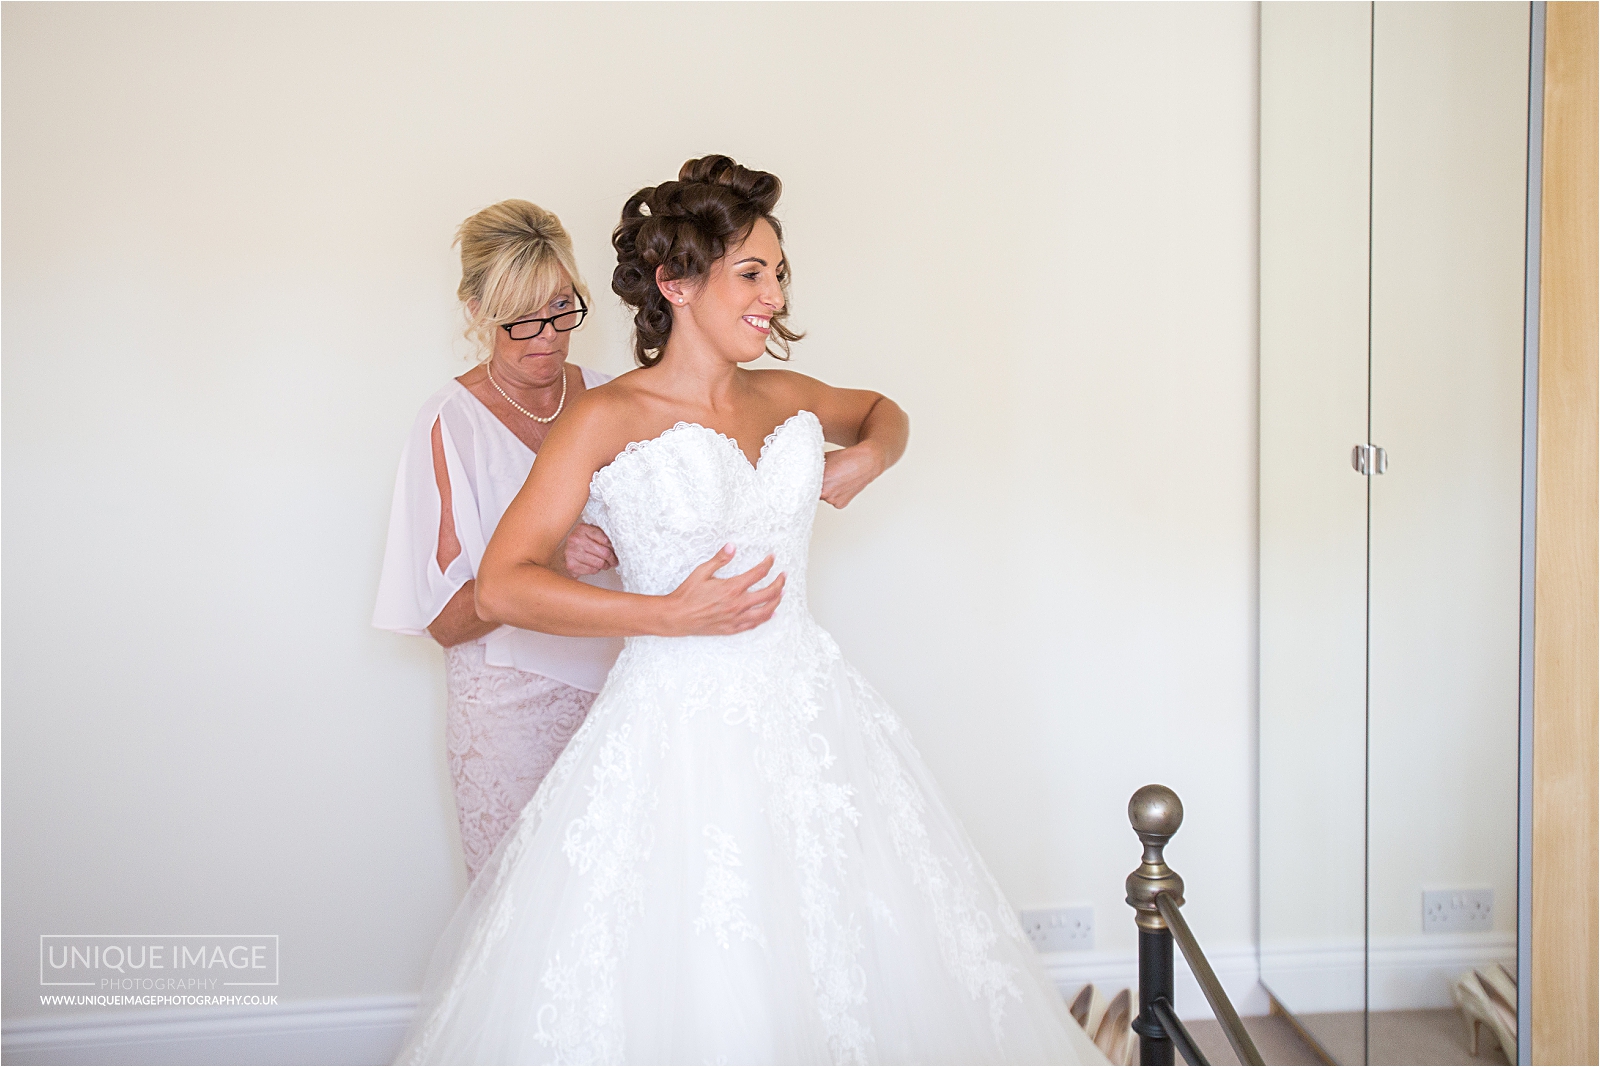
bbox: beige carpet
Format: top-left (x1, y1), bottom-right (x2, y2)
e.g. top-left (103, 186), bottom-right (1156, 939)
top-left (1182, 1013), bottom-right (1326, 1065)
top-left (1180, 1007), bottom-right (1508, 1066)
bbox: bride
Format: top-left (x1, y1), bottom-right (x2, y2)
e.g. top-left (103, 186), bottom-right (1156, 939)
top-left (393, 156), bottom-right (1107, 1066)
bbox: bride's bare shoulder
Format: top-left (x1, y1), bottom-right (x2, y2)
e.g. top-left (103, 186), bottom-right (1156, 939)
top-left (744, 367), bottom-right (832, 406)
top-left (551, 370), bottom-right (673, 466)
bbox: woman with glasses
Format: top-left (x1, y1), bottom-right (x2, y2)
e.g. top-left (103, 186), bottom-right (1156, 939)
top-left (372, 199), bottom-right (624, 884)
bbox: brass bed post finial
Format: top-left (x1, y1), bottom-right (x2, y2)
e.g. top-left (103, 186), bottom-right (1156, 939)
top-left (1125, 784), bottom-right (1185, 932)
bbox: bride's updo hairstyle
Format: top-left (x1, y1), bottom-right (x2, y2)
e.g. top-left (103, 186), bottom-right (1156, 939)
top-left (612, 155), bottom-right (803, 367)
top-left (455, 199), bottom-right (590, 360)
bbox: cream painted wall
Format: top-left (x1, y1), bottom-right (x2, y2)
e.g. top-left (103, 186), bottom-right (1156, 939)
top-left (2, 2), bottom-right (1259, 1016)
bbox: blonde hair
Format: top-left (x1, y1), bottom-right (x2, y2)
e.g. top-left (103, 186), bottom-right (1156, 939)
top-left (454, 199), bottom-right (590, 359)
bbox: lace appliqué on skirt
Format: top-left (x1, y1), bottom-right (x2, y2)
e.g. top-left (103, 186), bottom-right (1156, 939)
top-left (695, 824), bottom-right (768, 950)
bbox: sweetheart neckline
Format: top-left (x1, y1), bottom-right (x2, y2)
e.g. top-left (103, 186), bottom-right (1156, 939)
top-left (592, 409), bottom-right (819, 487)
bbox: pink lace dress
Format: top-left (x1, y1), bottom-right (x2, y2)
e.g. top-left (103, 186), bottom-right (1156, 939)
top-left (374, 367), bottom-right (624, 882)
top-left (442, 642), bottom-right (598, 881)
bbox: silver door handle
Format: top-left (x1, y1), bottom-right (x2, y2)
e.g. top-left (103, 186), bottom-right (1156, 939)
top-left (1351, 444), bottom-right (1388, 474)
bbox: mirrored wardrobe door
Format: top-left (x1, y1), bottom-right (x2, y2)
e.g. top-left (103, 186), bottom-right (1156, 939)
top-left (1259, 2), bottom-right (1372, 1058)
top-left (1260, 3), bottom-right (1533, 1063)
top-left (1367, 1), bottom-right (1527, 1059)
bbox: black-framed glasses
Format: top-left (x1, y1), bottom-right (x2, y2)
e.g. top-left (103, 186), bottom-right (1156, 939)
top-left (501, 293), bottom-right (587, 340)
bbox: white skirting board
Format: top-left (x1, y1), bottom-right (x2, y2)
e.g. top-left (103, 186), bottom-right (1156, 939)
top-left (0, 943), bottom-right (1317, 1066)
top-left (0, 940), bottom-right (1497, 1062)
top-left (4, 935), bottom-right (1505, 1064)
top-left (1039, 943), bottom-right (1271, 1021)
top-left (0, 996), bottom-right (416, 1067)
top-left (1259, 932), bottom-right (1516, 1014)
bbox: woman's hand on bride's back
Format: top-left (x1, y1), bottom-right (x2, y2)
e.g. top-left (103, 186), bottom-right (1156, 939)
top-left (659, 544), bottom-right (785, 635)
top-left (561, 523), bottom-right (618, 576)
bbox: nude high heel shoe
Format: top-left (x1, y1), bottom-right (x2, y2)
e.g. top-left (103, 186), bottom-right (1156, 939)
top-left (1478, 963), bottom-right (1517, 1018)
top-left (1093, 987), bottom-right (1135, 1066)
top-left (1069, 983), bottom-right (1108, 1034)
top-left (1452, 968), bottom-right (1517, 1063)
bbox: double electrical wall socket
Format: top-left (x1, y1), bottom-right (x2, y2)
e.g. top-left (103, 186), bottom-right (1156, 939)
top-left (1018, 906), bottom-right (1094, 952)
top-left (1422, 888), bottom-right (1493, 932)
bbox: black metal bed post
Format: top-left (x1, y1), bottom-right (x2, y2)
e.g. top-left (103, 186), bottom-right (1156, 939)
top-left (1137, 927), bottom-right (1176, 1065)
top-left (1125, 785), bottom-right (1186, 1067)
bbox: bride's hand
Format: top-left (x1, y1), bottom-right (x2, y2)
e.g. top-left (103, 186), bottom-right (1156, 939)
top-left (821, 444), bottom-right (885, 509)
top-left (660, 544), bottom-right (785, 636)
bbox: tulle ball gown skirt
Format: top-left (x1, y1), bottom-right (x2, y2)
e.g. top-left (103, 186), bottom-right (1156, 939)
top-left (393, 615), bottom-right (1107, 1066)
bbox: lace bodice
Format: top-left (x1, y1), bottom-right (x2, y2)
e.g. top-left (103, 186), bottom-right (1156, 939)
top-left (581, 409), bottom-right (823, 637)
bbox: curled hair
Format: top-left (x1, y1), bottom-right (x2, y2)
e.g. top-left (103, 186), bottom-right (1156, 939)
top-left (455, 200), bottom-right (589, 361)
top-left (611, 155), bottom-right (803, 367)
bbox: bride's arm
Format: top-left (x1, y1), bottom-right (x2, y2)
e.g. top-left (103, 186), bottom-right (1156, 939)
top-left (475, 392), bottom-right (786, 637)
top-left (779, 373), bottom-right (910, 509)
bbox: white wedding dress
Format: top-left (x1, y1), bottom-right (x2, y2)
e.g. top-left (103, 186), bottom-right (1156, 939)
top-left (394, 410), bottom-right (1108, 1066)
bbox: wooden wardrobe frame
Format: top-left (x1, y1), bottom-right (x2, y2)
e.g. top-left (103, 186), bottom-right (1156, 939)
top-left (1528, 2), bottom-right (1597, 1062)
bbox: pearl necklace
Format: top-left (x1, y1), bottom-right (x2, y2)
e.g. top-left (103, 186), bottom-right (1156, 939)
top-left (486, 361), bottom-right (567, 424)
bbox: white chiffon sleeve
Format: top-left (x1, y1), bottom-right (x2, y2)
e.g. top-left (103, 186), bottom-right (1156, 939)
top-left (374, 370), bottom-right (625, 692)
top-left (372, 388), bottom-right (478, 636)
